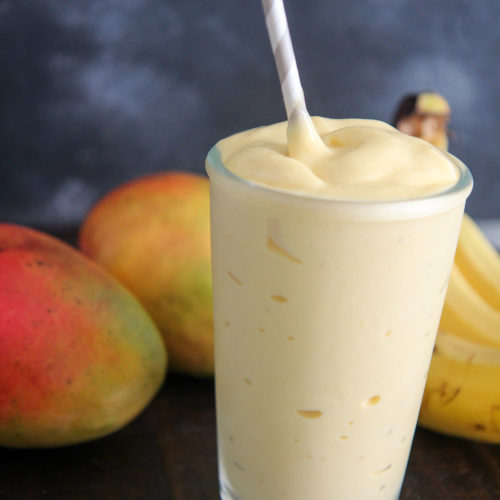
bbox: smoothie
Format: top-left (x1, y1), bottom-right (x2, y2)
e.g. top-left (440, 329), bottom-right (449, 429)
top-left (207, 117), bottom-right (472, 500)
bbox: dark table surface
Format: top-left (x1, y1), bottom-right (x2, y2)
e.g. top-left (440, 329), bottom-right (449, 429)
top-left (0, 373), bottom-right (499, 500)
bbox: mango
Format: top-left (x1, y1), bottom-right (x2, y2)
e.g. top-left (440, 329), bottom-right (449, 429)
top-left (79, 172), bottom-right (213, 376)
top-left (0, 224), bottom-right (167, 448)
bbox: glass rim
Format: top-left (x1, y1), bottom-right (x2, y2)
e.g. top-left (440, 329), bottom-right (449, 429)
top-left (205, 144), bottom-right (473, 221)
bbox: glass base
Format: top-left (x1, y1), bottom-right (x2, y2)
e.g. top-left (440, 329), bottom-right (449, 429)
top-left (219, 473), bottom-right (403, 500)
top-left (219, 480), bottom-right (243, 500)
top-left (219, 481), bottom-right (401, 500)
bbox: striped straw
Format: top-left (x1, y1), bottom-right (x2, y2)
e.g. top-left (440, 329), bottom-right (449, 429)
top-left (261, 0), bottom-right (325, 160)
top-left (261, 0), bottom-right (307, 119)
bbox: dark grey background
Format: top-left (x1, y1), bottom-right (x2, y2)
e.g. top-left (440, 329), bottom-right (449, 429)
top-left (1, 0), bottom-right (499, 230)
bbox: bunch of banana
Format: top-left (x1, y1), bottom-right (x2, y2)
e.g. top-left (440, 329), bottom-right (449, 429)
top-left (394, 92), bottom-right (500, 443)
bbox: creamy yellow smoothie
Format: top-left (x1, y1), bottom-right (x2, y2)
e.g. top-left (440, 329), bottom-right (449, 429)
top-left (206, 117), bottom-right (472, 500)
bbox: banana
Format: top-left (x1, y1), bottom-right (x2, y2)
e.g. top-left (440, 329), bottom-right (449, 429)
top-left (392, 92), bottom-right (450, 149)
top-left (395, 91), bottom-right (500, 443)
top-left (454, 213), bottom-right (500, 310)
top-left (439, 265), bottom-right (500, 348)
top-left (419, 331), bottom-right (500, 443)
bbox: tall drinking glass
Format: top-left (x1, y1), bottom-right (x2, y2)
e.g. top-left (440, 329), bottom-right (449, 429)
top-left (207, 144), bottom-right (472, 500)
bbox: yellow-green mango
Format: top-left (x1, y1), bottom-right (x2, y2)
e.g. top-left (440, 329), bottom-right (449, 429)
top-left (79, 172), bottom-right (213, 376)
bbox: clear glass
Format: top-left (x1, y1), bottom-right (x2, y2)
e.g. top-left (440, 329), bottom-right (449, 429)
top-left (206, 144), bottom-right (472, 500)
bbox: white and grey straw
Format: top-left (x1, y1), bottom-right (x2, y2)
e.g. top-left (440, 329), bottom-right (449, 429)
top-left (260, 0), bottom-right (325, 160)
top-left (261, 0), bottom-right (308, 120)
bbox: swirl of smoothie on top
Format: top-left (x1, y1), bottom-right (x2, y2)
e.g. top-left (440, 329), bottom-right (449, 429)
top-left (217, 116), bottom-right (459, 201)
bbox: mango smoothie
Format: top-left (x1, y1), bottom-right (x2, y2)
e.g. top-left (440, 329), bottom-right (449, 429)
top-left (206, 117), bottom-right (472, 499)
